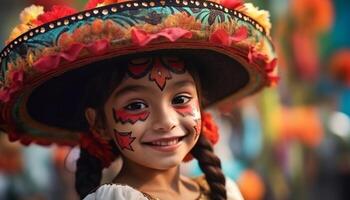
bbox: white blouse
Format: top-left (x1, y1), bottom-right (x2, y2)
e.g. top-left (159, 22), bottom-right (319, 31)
top-left (84, 177), bottom-right (244, 200)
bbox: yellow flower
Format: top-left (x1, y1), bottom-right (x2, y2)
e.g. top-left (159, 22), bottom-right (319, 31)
top-left (5, 24), bottom-right (31, 45)
top-left (5, 5), bottom-right (44, 45)
top-left (20, 5), bottom-right (44, 24)
top-left (239, 3), bottom-right (271, 35)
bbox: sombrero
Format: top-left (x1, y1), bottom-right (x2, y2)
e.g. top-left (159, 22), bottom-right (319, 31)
top-left (0, 0), bottom-right (277, 146)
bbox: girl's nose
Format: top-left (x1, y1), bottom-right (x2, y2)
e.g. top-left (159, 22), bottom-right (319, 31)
top-left (151, 105), bottom-right (177, 133)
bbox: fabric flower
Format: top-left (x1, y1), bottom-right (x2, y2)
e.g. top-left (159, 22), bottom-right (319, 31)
top-left (37, 5), bottom-right (77, 25)
top-left (220, 0), bottom-right (243, 9)
top-left (79, 132), bottom-right (115, 167)
top-left (6, 24), bottom-right (30, 45)
top-left (183, 112), bottom-right (219, 162)
top-left (20, 5), bottom-right (44, 24)
top-left (238, 3), bottom-right (271, 35)
top-left (85, 0), bottom-right (130, 9)
top-left (6, 5), bottom-right (44, 44)
top-left (202, 112), bottom-right (219, 145)
top-left (0, 88), bottom-right (10, 103)
top-left (85, 0), bottom-right (105, 9)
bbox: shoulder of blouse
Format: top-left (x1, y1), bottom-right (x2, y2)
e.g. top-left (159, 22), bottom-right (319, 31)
top-left (83, 184), bottom-right (148, 200)
top-left (191, 176), bottom-right (244, 200)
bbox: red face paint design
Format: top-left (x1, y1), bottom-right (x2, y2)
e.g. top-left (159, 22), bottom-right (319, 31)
top-left (193, 119), bottom-right (202, 140)
top-left (114, 130), bottom-right (136, 151)
top-left (113, 108), bottom-right (150, 124)
top-left (175, 105), bottom-right (194, 117)
top-left (149, 58), bottom-right (172, 91)
top-left (127, 57), bottom-right (152, 79)
top-left (127, 56), bottom-right (186, 91)
top-left (161, 56), bottom-right (186, 74)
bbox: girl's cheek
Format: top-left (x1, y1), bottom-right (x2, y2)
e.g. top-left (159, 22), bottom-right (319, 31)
top-left (175, 105), bottom-right (201, 139)
top-left (109, 107), bottom-right (150, 152)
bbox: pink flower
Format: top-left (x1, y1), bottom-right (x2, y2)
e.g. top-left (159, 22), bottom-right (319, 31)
top-left (210, 27), bottom-right (248, 46)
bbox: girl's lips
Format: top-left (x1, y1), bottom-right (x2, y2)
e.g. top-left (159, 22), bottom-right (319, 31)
top-left (141, 135), bottom-right (187, 152)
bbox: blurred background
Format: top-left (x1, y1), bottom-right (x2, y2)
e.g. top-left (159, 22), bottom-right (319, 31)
top-left (1, 0), bottom-right (350, 199)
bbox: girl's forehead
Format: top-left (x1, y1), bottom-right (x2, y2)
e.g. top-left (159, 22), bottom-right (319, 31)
top-left (112, 56), bottom-right (195, 97)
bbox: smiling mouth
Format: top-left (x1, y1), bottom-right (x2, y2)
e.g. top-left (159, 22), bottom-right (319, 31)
top-left (142, 136), bottom-right (187, 147)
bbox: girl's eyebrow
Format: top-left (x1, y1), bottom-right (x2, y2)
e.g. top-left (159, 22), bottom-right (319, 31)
top-left (114, 79), bottom-right (195, 98)
top-left (113, 84), bottom-right (149, 99)
top-left (170, 80), bottom-right (196, 89)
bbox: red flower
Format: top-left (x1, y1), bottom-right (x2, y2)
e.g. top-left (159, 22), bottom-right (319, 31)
top-left (202, 112), bottom-right (219, 145)
top-left (183, 112), bottom-right (219, 162)
top-left (37, 5), bottom-right (77, 25)
top-left (79, 132), bottom-right (115, 167)
top-left (220, 0), bottom-right (243, 9)
top-left (8, 69), bottom-right (24, 84)
top-left (0, 88), bottom-right (10, 103)
top-left (85, 0), bottom-right (104, 9)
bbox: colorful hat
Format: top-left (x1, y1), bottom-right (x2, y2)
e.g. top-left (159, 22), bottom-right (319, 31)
top-left (0, 0), bottom-right (277, 146)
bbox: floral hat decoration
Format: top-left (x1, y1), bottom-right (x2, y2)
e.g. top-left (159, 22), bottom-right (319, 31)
top-left (0, 0), bottom-right (277, 146)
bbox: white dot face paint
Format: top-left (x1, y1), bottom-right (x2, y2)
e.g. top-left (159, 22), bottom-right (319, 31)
top-left (103, 56), bottom-right (202, 170)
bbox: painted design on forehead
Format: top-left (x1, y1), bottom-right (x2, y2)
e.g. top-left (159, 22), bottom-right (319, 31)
top-left (127, 56), bottom-right (186, 91)
top-left (113, 108), bottom-right (150, 124)
top-left (113, 130), bottom-right (136, 151)
top-left (149, 58), bottom-right (172, 91)
top-left (127, 57), bottom-right (153, 79)
top-left (161, 56), bottom-right (186, 74)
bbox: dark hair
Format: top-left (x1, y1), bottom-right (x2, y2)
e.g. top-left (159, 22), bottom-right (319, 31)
top-left (74, 53), bottom-right (227, 199)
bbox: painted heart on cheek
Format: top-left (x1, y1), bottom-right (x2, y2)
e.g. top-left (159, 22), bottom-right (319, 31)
top-left (113, 130), bottom-right (136, 151)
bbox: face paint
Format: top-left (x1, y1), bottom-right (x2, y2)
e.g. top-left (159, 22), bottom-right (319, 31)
top-left (127, 56), bottom-right (186, 91)
top-left (114, 129), bottom-right (136, 151)
top-left (175, 105), bottom-right (194, 117)
top-left (175, 105), bottom-right (201, 140)
top-left (127, 57), bottom-right (152, 79)
top-left (193, 120), bottom-right (201, 140)
top-left (149, 58), bottom-right (172, 91)
top-left (113, 108), bottom-right (150, 124)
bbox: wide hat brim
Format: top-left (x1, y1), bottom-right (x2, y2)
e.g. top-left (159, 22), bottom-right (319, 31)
top-left (0, 0), bottom-right (276, 145)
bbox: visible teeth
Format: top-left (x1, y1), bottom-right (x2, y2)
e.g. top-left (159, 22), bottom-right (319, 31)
top-left (151, 138), bottom-right (178, 146)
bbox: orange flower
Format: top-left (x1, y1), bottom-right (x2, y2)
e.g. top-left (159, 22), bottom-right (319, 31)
top-left (291, 0), bottom-right (333, 33)
top-left (238, 3), bottom-right (271, 35)
top-left (237, 170), bottom-right (265, 200)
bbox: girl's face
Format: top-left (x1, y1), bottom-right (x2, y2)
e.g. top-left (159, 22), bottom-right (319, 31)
top-left (103, 56), bottom-right (201, 170)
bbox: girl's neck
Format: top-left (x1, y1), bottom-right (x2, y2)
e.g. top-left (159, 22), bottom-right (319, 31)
top-left (113, 158), bottom-right (182, 193)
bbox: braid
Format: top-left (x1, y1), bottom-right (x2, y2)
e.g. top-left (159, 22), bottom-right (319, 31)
top-left (191, 134), bottom-right (227, 200)
top-left (75, 148), bottom-right (103, 199)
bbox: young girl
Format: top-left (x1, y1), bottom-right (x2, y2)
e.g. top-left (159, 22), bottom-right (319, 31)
top-left (0, 0), bottom-right (277, 199)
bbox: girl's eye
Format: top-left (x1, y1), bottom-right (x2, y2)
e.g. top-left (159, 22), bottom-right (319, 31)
top-left (124, 102), bottom-right (148, 111)
top-left (172, 95), bottom-right (192, 105)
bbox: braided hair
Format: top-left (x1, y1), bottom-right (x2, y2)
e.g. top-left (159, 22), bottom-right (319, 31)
top-left (74, 57), bottom-right (127, 199)
top-left (192, 134), bottom-right (227, 200)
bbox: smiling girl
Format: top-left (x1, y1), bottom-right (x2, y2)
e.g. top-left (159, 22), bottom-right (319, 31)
top-left (0, 0), bottom-right (277, 199)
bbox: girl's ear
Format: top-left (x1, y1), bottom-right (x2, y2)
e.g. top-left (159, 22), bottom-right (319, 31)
top-left (85, 108), bottom-right (111, 140)
top-left (85, 108), bottom-right (97, 128)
